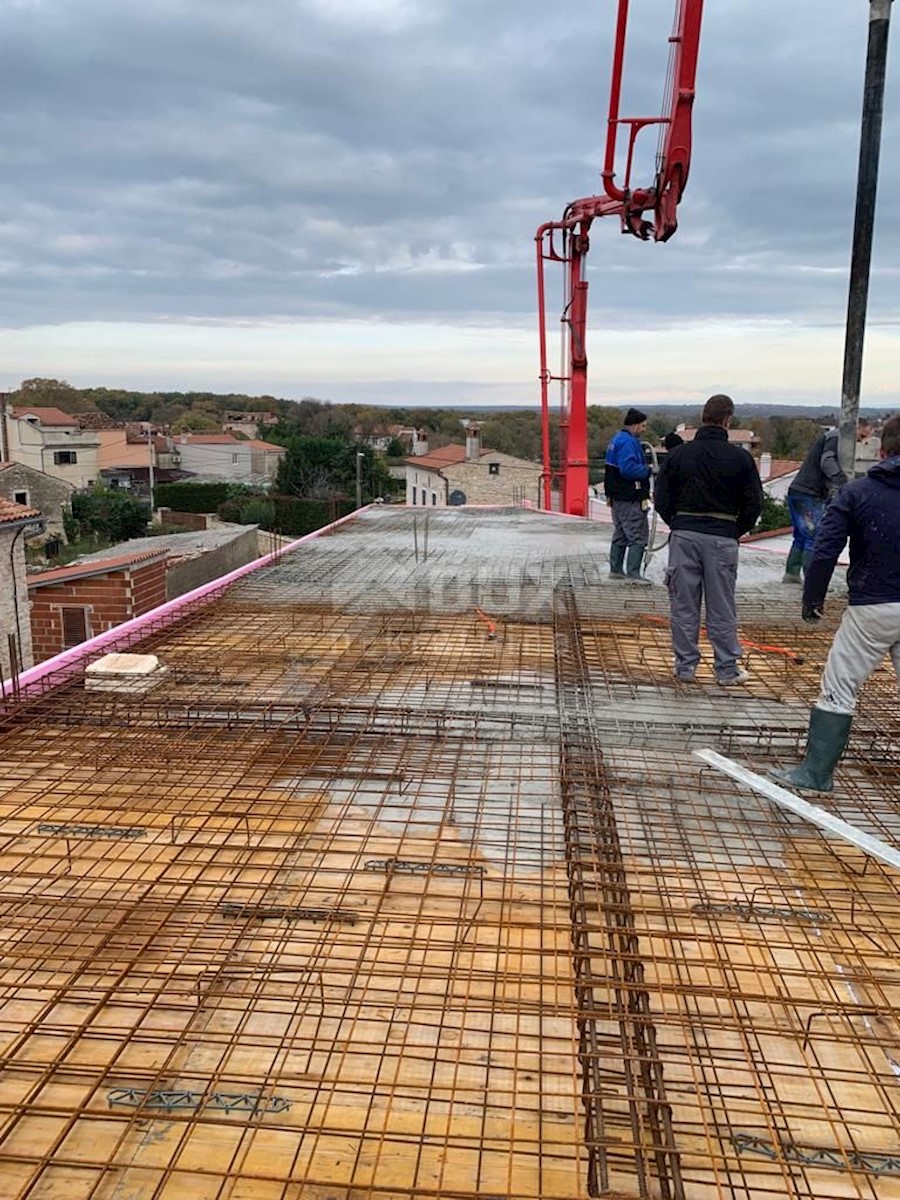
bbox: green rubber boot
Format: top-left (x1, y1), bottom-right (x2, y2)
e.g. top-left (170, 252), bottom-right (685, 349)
top-left (782, 545), bottom-right (803, 585)
top-left (625, 544), bottom-right (652, 585)
top-left (609, 544), bottom-right (626, 578)
top-left (770, 707), bottom-right (852, 794)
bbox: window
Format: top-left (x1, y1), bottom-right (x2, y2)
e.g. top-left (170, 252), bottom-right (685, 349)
top-left (412, 486), bottom-right (417, 505)
top-left (53, 451), bottom-right (77, 465)
top-left (488, 462), bottom-right (500, 476)
top-left (61, 607), bottom-right (90, 648)
top-left (431, 493), bottom-right (436, 505)
top-left (232, 454), bottom-right (239, 464)
top-left (13, 490), bottom-right (29, 506)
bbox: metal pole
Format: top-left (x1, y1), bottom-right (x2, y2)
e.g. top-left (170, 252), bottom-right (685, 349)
top-left (147, 426), bottom-right (156, 511)
top-left (355, 451), bottom-right (364, 509)
top-left (839, 0), bottom-right (894, 478)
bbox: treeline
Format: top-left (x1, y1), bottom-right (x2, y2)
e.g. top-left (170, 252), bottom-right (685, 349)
top-left (9, 378), bottom-right (827, 462)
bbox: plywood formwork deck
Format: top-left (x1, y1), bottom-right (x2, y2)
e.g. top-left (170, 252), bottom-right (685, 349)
top-left (0, 508), bottom-right (898, 1200)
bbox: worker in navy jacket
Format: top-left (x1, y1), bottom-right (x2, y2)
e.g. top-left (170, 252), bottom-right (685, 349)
top-left (604, 408), bottom-right (652, 583)
top-left (773, 414), bottom-right (900, 793)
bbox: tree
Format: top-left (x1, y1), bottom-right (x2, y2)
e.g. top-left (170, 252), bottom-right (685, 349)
top-left (64, 488), bottom-right (150, 544)
top-left (276, 436), bottom-right (392, 502)
top-left (172, 411), bottom-right (221, 434)
top-left (11, 378), bottom-right (94, 415)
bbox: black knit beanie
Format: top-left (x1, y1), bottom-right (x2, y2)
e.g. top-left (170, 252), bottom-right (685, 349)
top-left (623, 408), bottom-right (647, 427)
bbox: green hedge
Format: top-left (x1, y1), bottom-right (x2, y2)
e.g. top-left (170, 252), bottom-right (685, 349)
top-left (156, 482), bottom-right (235, 512)
top-left (217, 495), bottom-right (355, 536)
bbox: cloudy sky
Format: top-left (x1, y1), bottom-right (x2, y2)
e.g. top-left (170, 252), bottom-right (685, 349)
top-left (0, 0), bottom-right (897, 407)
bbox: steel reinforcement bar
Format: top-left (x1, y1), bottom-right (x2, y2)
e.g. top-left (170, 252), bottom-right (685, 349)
top-left (553, 582), bottom-right (683, 1200)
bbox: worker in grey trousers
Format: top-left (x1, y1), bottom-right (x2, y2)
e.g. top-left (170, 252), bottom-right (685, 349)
top-left (604, 408), bottom-right (653, 584)
top-left (773, 415), bottom-right (900, 793)
top-left (653, 394), bottom-right (764, 684)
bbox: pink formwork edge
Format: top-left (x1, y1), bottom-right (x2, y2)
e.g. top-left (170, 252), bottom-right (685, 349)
top-left (3, 506), bottom-right (368, 702)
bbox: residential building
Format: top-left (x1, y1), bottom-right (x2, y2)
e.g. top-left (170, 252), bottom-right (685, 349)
top-left (97, 428), bottom-right (185, 495)
top-left (223, 411), bottom-right (280, 439)
top-left (27, 549), bottom-right (167, 662)
top-left (676, 422), bottom-right (759, 452)
top-left (1, 404), bottom-right (101, 489)
top-left (756, 453), bottom-right (802, 500)
top-left (0, 461), bottom-right (74, 545)
top-left (177, 433), bottom-right (286, 483)
top-left (0, 496), bottom-right (43, 680)
top-left (405, 423), bottom-right (543, 507)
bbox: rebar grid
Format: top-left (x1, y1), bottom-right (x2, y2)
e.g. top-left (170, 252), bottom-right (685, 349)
top-left (0, 507), bottom-right (897, 1200)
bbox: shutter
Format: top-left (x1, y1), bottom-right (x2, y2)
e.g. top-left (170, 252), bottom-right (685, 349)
top-left (61, 607), bottom-right (89, 647)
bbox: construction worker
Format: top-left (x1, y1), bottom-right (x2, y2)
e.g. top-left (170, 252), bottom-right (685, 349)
top-left (783, 418), bottom-right (873, 584)
top-left (653, 394), bottom-right (764, 684)
top-left (604, 408), bottom-right (652, 584)
top-left (772, 414), bottom-right (900, 793)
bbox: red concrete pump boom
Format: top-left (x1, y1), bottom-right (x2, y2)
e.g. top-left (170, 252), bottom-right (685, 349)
top-left (536, 0), bottom-right (704, 516)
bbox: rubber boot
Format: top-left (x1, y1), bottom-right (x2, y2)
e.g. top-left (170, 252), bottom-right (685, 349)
top-left (609, 544), bottom-right (626, 578)
top-left (782, 545), bottom-right (803, 585)
top-left (770, 707), bottom-right (853, 794)
top-left (625, 544), bottom-right (652, 586)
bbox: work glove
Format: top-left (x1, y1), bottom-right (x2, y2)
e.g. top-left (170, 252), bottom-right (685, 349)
top-left (802, 601), bottom-right (823, 623)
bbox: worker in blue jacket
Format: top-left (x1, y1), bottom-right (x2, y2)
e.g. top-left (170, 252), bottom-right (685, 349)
top-left (604, 408), bottom-right (652, 584)
top-left (773, 414), bottom-right (900, 793)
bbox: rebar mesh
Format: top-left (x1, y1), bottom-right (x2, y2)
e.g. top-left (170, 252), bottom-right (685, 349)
top-left (0, 507), bottom-right (898, 1200)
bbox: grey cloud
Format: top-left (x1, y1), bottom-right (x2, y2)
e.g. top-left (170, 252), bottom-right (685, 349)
top-left (0, 0), bottom-right (896, 331)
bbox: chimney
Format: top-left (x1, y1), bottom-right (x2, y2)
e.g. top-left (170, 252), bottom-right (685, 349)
top-left (413, 428), bottom-right (429, 456)
top-left (759, 452), bottom-right (772, 481)
top-left (465, 421), bottom-right (481, 463)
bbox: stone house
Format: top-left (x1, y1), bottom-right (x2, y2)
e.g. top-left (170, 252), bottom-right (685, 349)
top-left (0, 461), bottom-right (74, 545)
top-left (405, 424), bottom-right (543, 508)
top-left (0, 496), bottom-right (45, 681)
top-left (27, 549), bottom-right (167, 663)
top-left (1, 404), bottom-right (101, 489)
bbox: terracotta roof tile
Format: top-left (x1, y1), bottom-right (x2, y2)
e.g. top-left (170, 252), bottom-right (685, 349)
top-left (27, 549), bottom-right (166, 589)
top-left (10, 406), bottom-right (78, 426)
top-left (0, 496), bottom-right (42, 523)
top-left (245, 439), bottom-right (286, 452)
top-left (405, 444), bottom-right (494, 470)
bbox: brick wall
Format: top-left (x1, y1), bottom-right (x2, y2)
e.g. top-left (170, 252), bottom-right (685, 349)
top-left (157, 508), bottom-right (210, 531)
top-left (28, 558), bottom-right (167, 663)
top-left (0, 525), bottom-right (34, 678)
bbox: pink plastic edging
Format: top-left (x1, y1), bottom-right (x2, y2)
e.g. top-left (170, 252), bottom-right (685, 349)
top-left (4, 506), bottom-right (368, 699)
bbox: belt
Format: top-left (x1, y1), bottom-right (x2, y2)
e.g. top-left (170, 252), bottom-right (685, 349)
top-left (676, 511), bottom-right (737, 522)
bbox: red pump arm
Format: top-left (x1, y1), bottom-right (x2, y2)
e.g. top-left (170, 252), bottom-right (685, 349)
top-left (536, 0), bottom-right (704, 515)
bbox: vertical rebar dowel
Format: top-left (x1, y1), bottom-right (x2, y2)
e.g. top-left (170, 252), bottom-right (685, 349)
top-left (839, 0), bottom-right (894, 477)
top-left (413, 517), bottom-right (419, 563)
top-left (423, 514), bottom-right (429, 562)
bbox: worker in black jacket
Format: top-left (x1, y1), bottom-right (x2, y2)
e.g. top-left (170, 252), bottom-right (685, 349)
top-left (783, 419), bottom-right (873, 584)
top-left (654, 394), bottom-right (764, 685)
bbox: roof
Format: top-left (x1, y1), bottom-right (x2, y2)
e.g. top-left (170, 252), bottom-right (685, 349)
top-left (1, 507), bottom-right (890, 1200)
top-left (244, 438), bottom-right (285, 452)
top-left (0, 495), bottom-right (42, 524)
top-left (180, 433), bottom-right (240, 445)
top-left (10, 405), bottom-right (78, 426)
top-left (678, 426), bottom-right (757, 444)
top-left (27, 548), bottom-right (167, 589)
top-left (763, 457), bottom-right (802, 480)
top-left (405, 443), bottom-right (493, 470)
